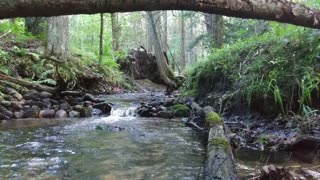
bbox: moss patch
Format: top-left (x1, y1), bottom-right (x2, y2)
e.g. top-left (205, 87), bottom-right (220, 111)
top-left (172, 104), bottom-right (189, 111)
top-left (208, 137), bottom-right (230, 151)
top-left (206, 112), bottom-right (222, 126)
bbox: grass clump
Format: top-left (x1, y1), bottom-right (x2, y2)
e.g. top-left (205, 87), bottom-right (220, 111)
top-left (208, 137), bottom-right (230, 151)
top-left (206, 112), bottom-right (222, 127)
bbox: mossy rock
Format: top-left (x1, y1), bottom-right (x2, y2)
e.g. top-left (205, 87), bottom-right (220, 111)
top-left (171, 104), bottom-right (191, 117)
top-left (206, 112), bottom-right (222, 127)
top-left (208, 137), bottom-right (230, 151)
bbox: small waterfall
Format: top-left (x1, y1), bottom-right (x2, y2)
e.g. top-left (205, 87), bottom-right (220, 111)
top-left (110, 107), bottom-right (137, 117)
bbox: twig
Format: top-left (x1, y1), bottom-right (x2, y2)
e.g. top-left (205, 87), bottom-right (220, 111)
top-left (0, 30), bottom-right (11, 39)
top-left (40, 55), bottom-right (65, 63)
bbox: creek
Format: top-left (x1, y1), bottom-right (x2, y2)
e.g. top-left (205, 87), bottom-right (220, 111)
top-left (0, 93), bottom-right (205, 179)
top-left (0, 93), bottom-right (319, 179)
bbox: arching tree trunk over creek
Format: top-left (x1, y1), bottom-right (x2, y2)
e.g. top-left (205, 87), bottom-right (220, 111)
top-left (146, 12), bottom-right (177, 88)
top-left (0, 0), bottom-right (320, 29)
top-left (46, 16), bottom-right (69, 61)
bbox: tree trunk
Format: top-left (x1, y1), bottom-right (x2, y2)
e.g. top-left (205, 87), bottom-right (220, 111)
top-left (180, 11), bottom-right (186, 68)
top-left (204, 107), bottom-right (238, 180)
top-left (99, 13), bottom-right (104, 64)
top-left (25, 17), bottom-right (44, 35)
top-left (189, 15), bottom-right (195, 64)
top-left (0, 74), bottom-right (57, 93)
top-left (214, 15), bottom-right (224, 48)
top-left (46, 16), bottom-right (69, 61)
top-left (111, 13), bottom-right (120, 52)
top-left (162, 11), bottom-right (168, 53)
top-left (0, 0), bottom-right (319, 29)
top-left (146, 14), bottom-right (154, 52)
top-left (146, 12), bottom-right (176, 88)
top-left (205, 14), bottom-right (224, 48)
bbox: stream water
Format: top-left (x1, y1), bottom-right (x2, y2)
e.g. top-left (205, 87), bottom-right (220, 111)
top-left (0, 93), bottom-right (205, 179)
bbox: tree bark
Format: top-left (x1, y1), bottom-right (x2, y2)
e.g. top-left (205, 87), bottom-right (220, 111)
top-left (146, 12), bottom-right (177, 88)
top-left (0, 74), bottom-right (57, 93)
top-left (162, 11), bottom-right (168, 53)
top-left (180, 11), bottom-right (186, 68)
top-left (46, 16), bottom-right (69, 61)
top-left (111, 13), bottom-right (120, 52)
top-left (205, 14), bottom-right (224, 48)
top-left (99, 13), bottom-right (104, 64)
top-left (0, 0), bottom-right (319, 29)
top-left (204, 107), bottom-right (238, 180)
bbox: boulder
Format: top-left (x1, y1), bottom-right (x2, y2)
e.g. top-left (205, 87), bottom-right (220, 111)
top-left (25, 100), bottom-right (49, 109)
top-left (158, 110), bottom-right (174, 119)
top-left (69, 110), bottom-right (80, 118)
top-left (67, 97), bottom-right (79, 106)
top-left (0, 113), bottom-right (10, 120)
top-left (49, 99), bottom-right (59, 105)
top-left (92, 108), bottom-right (103, 116)
top-left (73, 105), bottom-right (83, 112)
top-left (55, 110), bottom-right (68, 118)
top-left (149, 100), bottom-right (162, 107)
top-left (40, 91), bottom-right (53, 99)
top-left (0, 101), bottom-right (11, 107)
top-left (59, 102), bottom-right (71, 111)
top-left (137, 107), bottom-right (152, 117)
top-left (93, 102), bottom-right (112, 114)
top-left (24, 91), bottom-right (41, 101)
top-left (11, 101), bottom-right (23, 111)
top-left (39, 109), bottom-right (56, 118)
top-left (41, 98), bottom-right (52, 108)
top-left (164, 98), bottom-right (175, 107)
top-left (0, 105), bottom-right (13, 118)
top-left (52, 105), bottom-right (60, 111)
top-left (80, 106), bottom-right (93, 117)
top-left (13, 111), bottom-right (24, 119)
top-left (83, 93), bottom-right (95, 102)
top-left (23, 106), bottom-right (40, 118)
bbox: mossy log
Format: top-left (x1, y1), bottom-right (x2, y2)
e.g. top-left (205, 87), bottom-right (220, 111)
top-left (0, 74), bottom-right (57, 94)
top-left (204, 107), bottom-right (238, 180)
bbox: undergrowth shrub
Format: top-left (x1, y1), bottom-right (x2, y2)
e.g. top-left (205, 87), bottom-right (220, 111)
top-left (182, 23), bottom-right (320, 115)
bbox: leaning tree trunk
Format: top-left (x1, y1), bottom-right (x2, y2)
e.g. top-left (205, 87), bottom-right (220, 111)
top-left (46, 16), bottom-right (69, 61)
top-left (0, 0), bottom-right (319, 30)
top-left (146, 12), bottom-right (177, 88)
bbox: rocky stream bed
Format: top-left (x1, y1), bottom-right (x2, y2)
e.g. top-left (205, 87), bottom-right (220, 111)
top-left (0, 92), bottom-right (320, 179)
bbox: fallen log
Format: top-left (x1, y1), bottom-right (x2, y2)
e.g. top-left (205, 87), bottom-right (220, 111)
top-left (204, 106), bottom-right (238, 180)
top-left (0, 74), bottom-right (57, 94)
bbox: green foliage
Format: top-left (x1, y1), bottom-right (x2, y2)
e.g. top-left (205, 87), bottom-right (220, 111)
top-left (206, 112), bottom-right (222, 127)
top-left (182, 22), bottom-right (320, 115)
top-left (0, 19), bottom-right (37, 42)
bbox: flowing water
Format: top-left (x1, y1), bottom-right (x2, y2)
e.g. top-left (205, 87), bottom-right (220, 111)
top-left (0, 93), bottom-right (205, 179)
